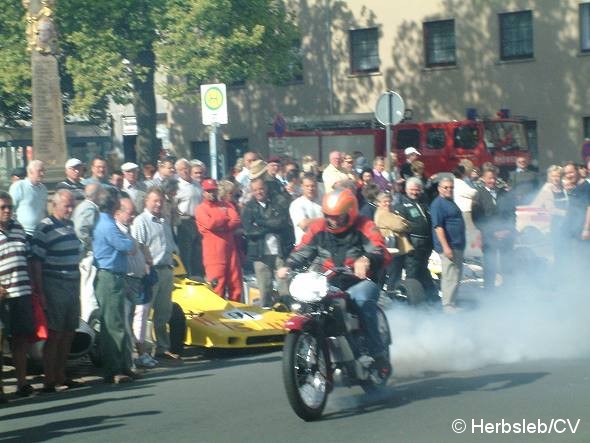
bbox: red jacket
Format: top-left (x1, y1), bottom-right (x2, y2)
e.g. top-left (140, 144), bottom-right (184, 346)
top-left (195, 200), bottom-right (241, 266)
top-left (286, 216), bottom-right (391, 282)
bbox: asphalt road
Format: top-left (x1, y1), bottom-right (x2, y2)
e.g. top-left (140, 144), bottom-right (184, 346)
top-left (1, 348), bottom-right (589, 443)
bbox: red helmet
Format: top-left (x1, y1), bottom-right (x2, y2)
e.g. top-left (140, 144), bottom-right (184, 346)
top-left (322, 188), bottom-right (358, 234)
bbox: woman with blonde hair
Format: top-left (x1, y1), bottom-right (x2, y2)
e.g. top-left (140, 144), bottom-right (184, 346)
top-left (374, 191), bottom-right (413, 291)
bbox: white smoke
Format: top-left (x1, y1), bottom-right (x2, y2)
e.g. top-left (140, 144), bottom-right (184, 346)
top-left (386, 283), bottom-right (590, 378)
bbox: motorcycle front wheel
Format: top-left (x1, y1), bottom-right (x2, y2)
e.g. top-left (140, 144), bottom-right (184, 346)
top-left (282, 331), bottom-right (329, 421)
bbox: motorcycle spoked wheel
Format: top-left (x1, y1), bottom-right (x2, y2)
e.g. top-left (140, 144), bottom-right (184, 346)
top-left (360, 307), bottom-right (392, 393)
top-left (282, 331), bottom-right (329, 421)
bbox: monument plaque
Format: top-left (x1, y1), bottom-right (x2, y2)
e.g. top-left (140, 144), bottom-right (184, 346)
top-left (24, 0), bottom-right (67, 174)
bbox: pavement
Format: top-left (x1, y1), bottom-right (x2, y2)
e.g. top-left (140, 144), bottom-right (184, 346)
top-left (1, 346), bottom-right (206, 400)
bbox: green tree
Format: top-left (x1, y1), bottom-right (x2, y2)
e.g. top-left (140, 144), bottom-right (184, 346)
top-left (155, 0), bottom-right (300, 103)
top-left (0, 1), bottom-right (31, 125)
top-left (58, 0), bottom-right (166, 163)
top-left (0, 0), bottom-right (298, 164)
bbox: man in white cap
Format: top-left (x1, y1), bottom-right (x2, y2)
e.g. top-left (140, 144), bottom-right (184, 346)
top-left (121, 162), bottom-right (147, 213)
top-left (401, 147), bottom-right (421, 180)
top-left (56, 158), bottom-right (85, 204)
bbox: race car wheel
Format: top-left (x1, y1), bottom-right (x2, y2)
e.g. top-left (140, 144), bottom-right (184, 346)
top-left (397, 278), bottom-right (425, 306)
top-left (282, 331), bottom-right (329, 421)
top-left (168, 302), bottom-right (186, 356)
top-left (88, 309), bottom-right (102, 367)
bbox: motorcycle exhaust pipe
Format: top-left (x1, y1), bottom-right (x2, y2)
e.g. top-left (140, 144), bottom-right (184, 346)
top-left (327, 336), bottom-right (355, 363)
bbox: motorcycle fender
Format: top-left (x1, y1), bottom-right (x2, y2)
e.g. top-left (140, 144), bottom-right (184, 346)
top-left (284, 315), bottom-right (312, 332)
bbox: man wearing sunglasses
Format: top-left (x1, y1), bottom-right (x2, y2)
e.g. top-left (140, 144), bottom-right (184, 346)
top-left (431, 177), bottom-right (466, 312)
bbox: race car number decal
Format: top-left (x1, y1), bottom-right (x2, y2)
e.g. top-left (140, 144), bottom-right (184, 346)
top-left (222, 309), bottom-right (263, 321)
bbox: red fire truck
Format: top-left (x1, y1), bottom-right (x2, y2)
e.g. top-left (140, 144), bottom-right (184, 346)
top-left (268, 116), bottom-right (530, 177)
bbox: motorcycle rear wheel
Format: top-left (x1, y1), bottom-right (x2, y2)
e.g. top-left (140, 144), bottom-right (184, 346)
top-left (282, 331), bottom-right (329, 421)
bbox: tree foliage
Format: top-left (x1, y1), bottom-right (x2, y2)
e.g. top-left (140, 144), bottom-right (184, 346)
top-left (57, 0), bottom-right (166, 115)
top-left (0, 0), bottom-right (299, 162)
top-left (0, 1), bottom-right (32, 125)
top-left (156, 0), bottom-right (300, 103)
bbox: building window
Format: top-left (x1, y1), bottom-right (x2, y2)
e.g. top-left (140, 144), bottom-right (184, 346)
top-left (282, 39), bottom-right (304, 84)
top-left (226, 138), bottom-right (249, 173)
top-left (424, 19), bottom-right (456, 67)
top-left (350, 28), bottom-right (379, 74)
top-left (581, 3), bottom-right (590, 52)
top-left (191, 141), bottom-right (211, 173)
top-left (499, 10), bottom-right (533, 60)
top-left (523, 120), bottom-right (538, 163)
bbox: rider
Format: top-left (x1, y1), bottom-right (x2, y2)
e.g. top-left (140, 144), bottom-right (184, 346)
top-left (277, 188), bottom-right (392, 375)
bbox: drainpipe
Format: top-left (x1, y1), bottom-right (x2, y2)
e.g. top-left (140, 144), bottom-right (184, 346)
top-left (325, 0), bottom-right (334, 116)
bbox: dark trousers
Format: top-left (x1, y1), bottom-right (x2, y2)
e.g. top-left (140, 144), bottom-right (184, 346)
top-left (385, 256), bottom-right (403, 291)
top-left (481, 238), bottom-right (513, 291)
top-left (403, 248), bottom-right (438, 301)
top-left (177, 218), bottom-right (204, 277)
top-left (95, 270), bottom-right (131, 377)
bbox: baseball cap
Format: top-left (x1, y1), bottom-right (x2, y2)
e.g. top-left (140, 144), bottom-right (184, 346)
top-left (65, 158), bottom-right (83, 168)
top-left (404, 147), bottom-right (421, 156)
top-left (202, 178), bottom-right (218, 191)
top-left (121, 162), bottom-right (139, 172)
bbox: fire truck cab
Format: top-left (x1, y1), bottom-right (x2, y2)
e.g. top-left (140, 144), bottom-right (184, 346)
top-left (393, 118), bottom-right (530, 177)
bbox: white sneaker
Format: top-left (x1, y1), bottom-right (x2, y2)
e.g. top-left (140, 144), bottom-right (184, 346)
top-left (135, 353), bottom-right (157, 368)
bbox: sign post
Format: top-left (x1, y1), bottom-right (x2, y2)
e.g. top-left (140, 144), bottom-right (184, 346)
top-left (375, 91), bottom-right (405, 172)
top-left (201, 83), bottom-right (228, 179)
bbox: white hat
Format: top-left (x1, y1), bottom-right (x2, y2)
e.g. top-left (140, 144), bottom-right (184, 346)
top-left (121, 162), bottom-right (139, 172)
top-left (404, 147), bottom-right (421, 156)
top-left (65, 158), bottom-right (83, 168)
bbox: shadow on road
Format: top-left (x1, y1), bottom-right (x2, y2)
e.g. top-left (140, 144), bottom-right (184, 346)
top-left (322, 371), bottom-right (549, 421)
top-left (0, 410), bottom-right (160, 443)
top-left (1, 347), bottom-right (281, 409)
top-left (0, 394), bottom-right (154, 421)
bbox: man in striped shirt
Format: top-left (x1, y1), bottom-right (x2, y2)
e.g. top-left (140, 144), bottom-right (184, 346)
top-left (0, 191), bottom-right (34, 397)
top-left (32, 190), bottom-right (82, 392)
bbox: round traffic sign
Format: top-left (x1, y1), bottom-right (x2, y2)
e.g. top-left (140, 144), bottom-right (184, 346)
top-left (375, 91), bottom-right (405, 126)
top-left (204, 86), bottom-right (224, 111)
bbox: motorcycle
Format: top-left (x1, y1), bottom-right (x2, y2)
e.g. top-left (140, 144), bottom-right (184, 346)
top-left (282, 269), bottom-right (392, 421)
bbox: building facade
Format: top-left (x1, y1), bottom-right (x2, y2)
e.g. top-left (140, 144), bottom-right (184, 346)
top-left (111, 0), bottom-right (590, 172)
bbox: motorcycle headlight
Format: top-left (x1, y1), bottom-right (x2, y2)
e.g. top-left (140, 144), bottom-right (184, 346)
top-left (289, 272), bottom-right (328, 303)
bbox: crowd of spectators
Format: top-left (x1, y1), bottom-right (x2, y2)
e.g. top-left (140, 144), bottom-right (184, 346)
top-left (1, 146), bottom-right (590, 403)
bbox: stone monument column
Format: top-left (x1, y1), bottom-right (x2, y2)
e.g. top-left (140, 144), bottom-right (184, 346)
top-left (23, 0), bottom-right (67, 180)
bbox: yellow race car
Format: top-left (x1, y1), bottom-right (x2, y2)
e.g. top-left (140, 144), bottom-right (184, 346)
top-left (169, 257), bottom-right (294, 350)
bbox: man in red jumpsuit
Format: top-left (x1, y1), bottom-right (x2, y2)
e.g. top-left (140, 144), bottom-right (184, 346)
top-left (195, 179), bottom-right (242, 301)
